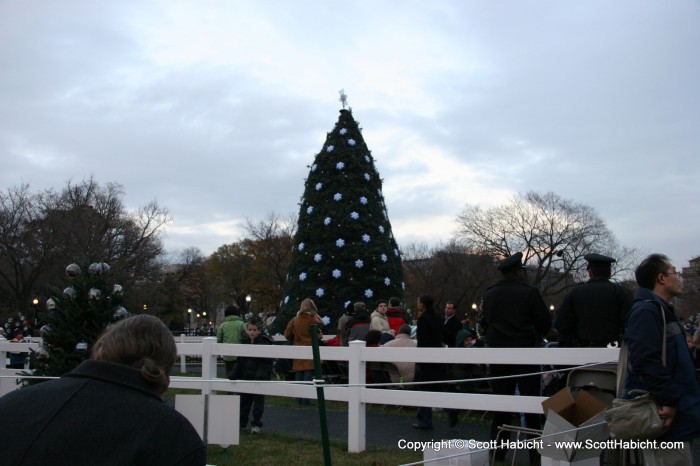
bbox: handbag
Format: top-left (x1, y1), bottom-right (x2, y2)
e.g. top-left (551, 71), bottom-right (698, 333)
top-left (605, 390), bottom-right (664, 440)
top-left (605, 301), bottom-right (667, 440)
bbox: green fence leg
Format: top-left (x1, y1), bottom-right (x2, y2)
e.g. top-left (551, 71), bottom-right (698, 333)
top-left (311, 324), bottom-right (332, 466)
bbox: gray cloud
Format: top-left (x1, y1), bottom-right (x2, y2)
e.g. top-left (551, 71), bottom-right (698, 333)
top-left (1, 0), bottom-right (698, 266)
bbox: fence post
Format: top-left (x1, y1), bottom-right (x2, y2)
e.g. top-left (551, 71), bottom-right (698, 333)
top-left (201, 337), bottom-right (217, 395)
top-left (347, 340), bottom-right (366, 453)
top-left (179, 334), bottom-right (187, 374)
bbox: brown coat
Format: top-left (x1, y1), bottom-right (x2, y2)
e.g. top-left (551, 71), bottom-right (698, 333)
top-left (284, 310), bottom-right (322, 371)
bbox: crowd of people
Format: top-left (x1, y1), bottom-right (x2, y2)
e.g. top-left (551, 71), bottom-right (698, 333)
top-left (269, 250), bottom-right (700, 463)
top-left (3, 250), bottom-right (700, 464)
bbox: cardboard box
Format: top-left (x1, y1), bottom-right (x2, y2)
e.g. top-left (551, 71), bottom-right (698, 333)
top-left (538, 387), bottom-right (609, 462)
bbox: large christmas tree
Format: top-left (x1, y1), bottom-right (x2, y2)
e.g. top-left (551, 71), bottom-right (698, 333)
top-left (275, 105), bottom-right (404, 332)
top-left (28, 262), bottom-right (127, 381)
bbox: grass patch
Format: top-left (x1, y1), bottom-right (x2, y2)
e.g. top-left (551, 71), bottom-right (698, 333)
top-left (206, 430), bottom-right (422, 466)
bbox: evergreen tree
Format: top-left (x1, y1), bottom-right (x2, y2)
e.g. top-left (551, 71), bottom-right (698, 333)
top-left (28, 262), bottom-right (127, 381)
top-left (274, 108), bottom-right (404, 332)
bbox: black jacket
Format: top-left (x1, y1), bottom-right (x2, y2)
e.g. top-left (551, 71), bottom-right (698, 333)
top-left (0, 360), bottom-right (206, 466)
top-left (442, 315), bottom-right (462, 347)
top-left (556, 278), bottom-right (632, 346)
top-left (346, 312), bottom-right (371, 342)
top-left (229, 333), bottom-right (275, 380)
top-left (416, 310), bottom-right (447, 383)
top-left (481, 276), bottom-right (551, 347)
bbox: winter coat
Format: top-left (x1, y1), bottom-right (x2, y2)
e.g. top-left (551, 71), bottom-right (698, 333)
top-left (337, 313), bottom-right (353, 346)
top-left (382, 333), bottom-right (417, 382)
top-left (0, 359), bottom-right (206, 466)
top-left (229, 333), bottom-right (274, 380)
top-left (624, 287), bottom-right (700, 442)
top-left (415, 310), bottom-right (447, 384)
top-left (556, 277), bottom-right (632, 346)
top-left (284, 310), bottom-right (322, 371)
top-left (442, 315), bottom-right (462, 348)
top-left (370, 310), bottom-right (391, 334)
top-left (386, 307), bottom-right (410, 336)
top-left (217, 314), bottom-right (246, 362)
top-left (346, 312), bottom-right (371, 342)
top-left (481, 276), bottom-right (550, 347)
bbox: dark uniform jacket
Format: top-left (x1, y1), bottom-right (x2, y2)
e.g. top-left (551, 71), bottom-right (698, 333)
top-left (481, 276), bottom-right (550, 347)
top-left (0, 359), bottom-right (206, 466)
top-left (556, 277), bottom-right (632, 347)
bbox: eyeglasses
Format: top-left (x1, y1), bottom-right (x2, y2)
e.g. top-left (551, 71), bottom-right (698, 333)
top-left (665, 271), bottom-right (682, 278)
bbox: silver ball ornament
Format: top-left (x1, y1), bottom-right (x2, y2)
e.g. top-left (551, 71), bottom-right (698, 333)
top-left (66, 263), bottom-right (82, 277)
top-left (113, 307), bottom-right (128, 320)
top-left (88, 262), bottom-right (110, 276)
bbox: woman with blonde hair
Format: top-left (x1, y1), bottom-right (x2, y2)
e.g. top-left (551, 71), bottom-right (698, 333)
top-left (284, 298), bottom-right (323, 405)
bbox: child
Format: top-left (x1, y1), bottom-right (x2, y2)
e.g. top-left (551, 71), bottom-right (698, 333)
top-left (228, 318), bottom-right (274, 433)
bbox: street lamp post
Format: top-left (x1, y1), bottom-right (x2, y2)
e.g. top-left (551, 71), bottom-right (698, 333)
top-left (187, 308), bottom-right (192, 334)
top-left (245, 295), bottom-right (252, 312)
top-left (33, 298), bottom-right (39, 327)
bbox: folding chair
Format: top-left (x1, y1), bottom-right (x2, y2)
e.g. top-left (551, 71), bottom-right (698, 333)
top-left (567, 363), bottom-right (640, 466)
top-left (566, 363), bottom-right (617, 407)
top-left (494, 424), bottom-right (543, 466)
top-left (322, 360), bottom-right (348, 384)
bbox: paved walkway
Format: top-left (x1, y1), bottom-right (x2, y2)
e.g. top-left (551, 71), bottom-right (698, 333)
top-left (261, 404), bottom-right (700, 465)
top-left (264, 405), bottom-right (492, 448)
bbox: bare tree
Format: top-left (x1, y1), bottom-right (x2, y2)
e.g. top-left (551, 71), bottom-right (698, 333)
top-left (206, 242), bottom-right (254, 310)
top-left (0, 178), bottom-right (170, 319)
top-left (402, 241), bottom-right (498, 320)
top-left (454, 191), bottom-right (638, 300)
top-left (241, 212), bottom-right (296, 311)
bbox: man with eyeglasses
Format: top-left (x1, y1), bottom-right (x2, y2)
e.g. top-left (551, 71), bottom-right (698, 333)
top-left (624, 254), bottom-right (700, 464)
top-left (556, 253), bottom-right (632, 347)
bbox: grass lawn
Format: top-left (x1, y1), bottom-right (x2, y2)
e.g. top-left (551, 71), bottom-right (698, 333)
top-left (166, 370), bottom-right (492, 465)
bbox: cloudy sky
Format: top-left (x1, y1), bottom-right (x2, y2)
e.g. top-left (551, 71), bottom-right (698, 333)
top-left (1, 0), bottom-right (699, 267)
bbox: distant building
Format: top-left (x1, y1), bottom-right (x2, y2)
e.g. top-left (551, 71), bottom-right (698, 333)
top-left (678, 257), bottom-right (700, 322)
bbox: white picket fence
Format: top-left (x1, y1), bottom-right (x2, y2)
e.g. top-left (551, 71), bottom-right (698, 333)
top-left (0, 337), bottom-right (619, 453)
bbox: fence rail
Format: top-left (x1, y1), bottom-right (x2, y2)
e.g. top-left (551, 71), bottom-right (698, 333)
top-left (0, 337), bottom-right (620, 452)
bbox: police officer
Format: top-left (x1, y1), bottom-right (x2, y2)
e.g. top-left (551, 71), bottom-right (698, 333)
top-left (480, 252), bottom-right (550, 463)
top-left (556, 253), bottom-right (632, 347)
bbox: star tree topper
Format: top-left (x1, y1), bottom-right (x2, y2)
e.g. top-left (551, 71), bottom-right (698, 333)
top-left (339, 89), bottom-right (348, 109)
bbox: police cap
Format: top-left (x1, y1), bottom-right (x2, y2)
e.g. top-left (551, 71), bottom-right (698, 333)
top-left (497, 252), bottom-right (526, 271)
top-left (583, 253), bottom-right (616, 267)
